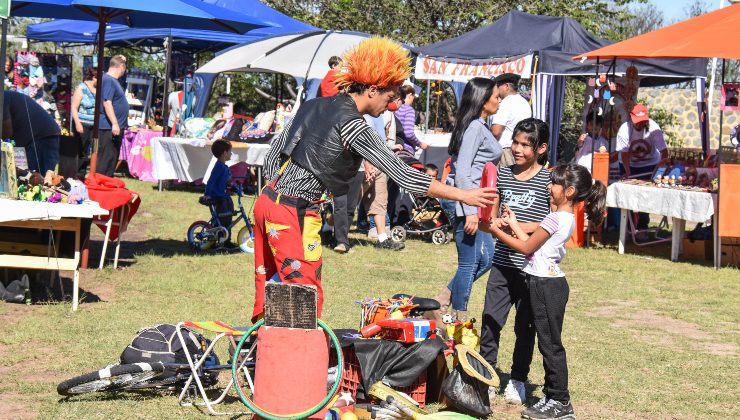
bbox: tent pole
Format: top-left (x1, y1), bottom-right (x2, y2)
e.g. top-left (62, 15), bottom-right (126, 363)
top-left (707, 0), bottom-right (726, 125)
top-left (586, 57), bottom-right (601, 248)
top-left (714, 58), bottom-right (726, 270)
top-left (162, 35), bottom-right (172, 137)
top-left (0, 18), bottom-right (8, 140)
top-left (718, 58), bottom-right (726, 149)
top-left (89, 16), bottom-right (108, 178)
top-left (425, 80), bottom-right (430, 133)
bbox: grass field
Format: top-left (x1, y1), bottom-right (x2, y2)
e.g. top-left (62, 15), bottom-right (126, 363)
top-left (0, 178), bottom-right (738, 419)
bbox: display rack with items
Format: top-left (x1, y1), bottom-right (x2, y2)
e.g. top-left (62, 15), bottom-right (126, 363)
top-left (39, 53), bottom-right (73, 130)
top-left (125, 75), bottom-right (154, 127)
top-left (12, 52), bottom-right (72, 132)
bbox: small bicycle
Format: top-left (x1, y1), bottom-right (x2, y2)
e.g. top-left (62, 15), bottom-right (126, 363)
top-left (187, 180), bottom-right (255, 253)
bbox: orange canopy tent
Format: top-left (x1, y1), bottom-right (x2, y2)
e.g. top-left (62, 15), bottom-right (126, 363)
top-left (574, 4), bottom-right (740, 267)
top-left (574, 3), bottom-right (740, 60)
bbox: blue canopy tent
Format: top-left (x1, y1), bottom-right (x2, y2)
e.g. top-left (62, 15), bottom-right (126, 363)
top-left (8, 0), bottom-right (271, 177)
top-left (412, 11), bottom-right (708, 163)
top-left (25, 0), bottom-right (317, 138)
top-left (26, 0), bottom-right (317, 52)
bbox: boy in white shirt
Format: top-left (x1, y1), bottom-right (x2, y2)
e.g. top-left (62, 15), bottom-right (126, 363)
top-left (574, 111), bottom-right (609, 173)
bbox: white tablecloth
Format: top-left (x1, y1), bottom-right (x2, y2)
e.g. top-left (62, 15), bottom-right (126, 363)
top-left (606, 182), bottom-right (716, 223)
top-left (151, 137), bottom-right (271, 183)
top-left (0, 199), bottom-right (108, 223)
top-left (416, 130), bottom-right (451, 171)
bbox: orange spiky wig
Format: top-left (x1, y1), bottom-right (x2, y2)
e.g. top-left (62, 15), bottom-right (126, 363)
top-left (335, 37), bottom-right (411, 90)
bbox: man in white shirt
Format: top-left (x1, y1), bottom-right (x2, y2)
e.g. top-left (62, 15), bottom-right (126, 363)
top-left (491, 73), bottom-right (532, 166)
top-left (616, 104), bottom-right (668, 231)
top-left (167, 90), bottom-right (182, 134)
top-left (616, 104), bottom-right (668, 179)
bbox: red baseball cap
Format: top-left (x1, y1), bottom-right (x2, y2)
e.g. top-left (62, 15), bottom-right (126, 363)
top-left (630, 104), bottom-right (649, 124)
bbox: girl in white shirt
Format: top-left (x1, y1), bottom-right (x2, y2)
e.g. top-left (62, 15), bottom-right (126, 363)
top-left (484, 163), bottom-right (606, 420)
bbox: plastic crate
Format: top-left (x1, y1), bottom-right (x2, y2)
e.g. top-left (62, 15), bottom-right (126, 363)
top-left (330, 346), bottom-right (362, 399)
top-left (330, 346), bottom-right (427, 408)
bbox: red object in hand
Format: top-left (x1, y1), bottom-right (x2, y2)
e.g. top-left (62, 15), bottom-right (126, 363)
top-left (478, 162), bottom-right (497, 222)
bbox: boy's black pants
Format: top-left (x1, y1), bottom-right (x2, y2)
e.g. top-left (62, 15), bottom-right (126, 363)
top-left (213, 196), bottom-right (234, 239)
top-left (479, 264), bottom-right (535, 383)
top-left (528, 274), bottom-right (570, 403)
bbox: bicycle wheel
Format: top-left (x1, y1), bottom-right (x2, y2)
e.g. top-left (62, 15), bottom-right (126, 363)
top-left (237, 226), bottom-right (255, 254)
top-left (57, 362), bottom-right (165, 396)
top-left (187, 221), bottom-right (216, 251)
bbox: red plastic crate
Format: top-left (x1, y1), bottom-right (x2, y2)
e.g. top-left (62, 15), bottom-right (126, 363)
top-left (330, 346), bottom-right (427, 408)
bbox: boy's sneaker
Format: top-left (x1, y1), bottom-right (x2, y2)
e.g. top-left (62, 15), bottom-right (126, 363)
top-left (504, 379), bottom-right (526, 405)
top-left (521, 397), bottom-right (575, 420)
top-left (375, 239), bottom-right (404, 251)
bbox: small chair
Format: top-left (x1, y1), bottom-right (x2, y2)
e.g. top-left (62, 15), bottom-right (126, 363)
top-left (95, 195), bottom-right (139, 269)
top-left (175, 321), bottom-right (256, 416)
top-left (627, 213), bottom-right (671, 246)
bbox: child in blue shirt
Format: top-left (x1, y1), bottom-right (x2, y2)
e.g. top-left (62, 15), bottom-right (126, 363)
top-left (206, 140), bottom-right (234, 240)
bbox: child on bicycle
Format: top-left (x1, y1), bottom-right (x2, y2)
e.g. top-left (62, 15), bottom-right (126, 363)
top-left (206, 140), bottom-right (234, 241)
top-left (482, 163), bottom-right (606, 420)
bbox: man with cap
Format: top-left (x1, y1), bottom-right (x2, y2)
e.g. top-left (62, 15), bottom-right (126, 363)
top-left (616, 103), bottom-right (668, 230)
top-left (251, 38), bottom-right (496, 323)
top-left (490, 73), bottom-right (532, 166)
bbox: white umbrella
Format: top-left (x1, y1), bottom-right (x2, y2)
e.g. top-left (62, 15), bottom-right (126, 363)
top-left (197, 31), bottom-right (376, 83)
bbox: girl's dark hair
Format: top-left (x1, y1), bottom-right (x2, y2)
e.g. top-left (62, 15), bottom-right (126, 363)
top-left (448, 77), bottom-right (495, 155)
top-left (399, 85), bottom-right (415, 101)
top-left (512, 117), bottom-right (549, 165)
top-left (84, 67), bottom-right (98, 81)
top-left (551, 163), bottom-right (607, 225)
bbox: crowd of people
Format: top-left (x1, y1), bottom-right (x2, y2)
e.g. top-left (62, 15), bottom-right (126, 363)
top-left (3, 54), bottom-right (130, 180)
top-left (238, 37), bottom-right (616, 420)
top-left (3, 34), bottom-right (671, 420)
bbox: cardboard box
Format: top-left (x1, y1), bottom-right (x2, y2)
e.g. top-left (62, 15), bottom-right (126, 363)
top-left (721, 237), bottom-right (740, 266)
top-left (682, 238), bottom-right (712, 261)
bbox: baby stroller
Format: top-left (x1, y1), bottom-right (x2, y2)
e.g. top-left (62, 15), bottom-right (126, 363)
top-left (389, 150), bottom-right (452, 245)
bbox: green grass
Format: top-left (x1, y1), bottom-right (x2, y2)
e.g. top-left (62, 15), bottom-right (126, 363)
top-left (1, 178), bottom-right (738, 419)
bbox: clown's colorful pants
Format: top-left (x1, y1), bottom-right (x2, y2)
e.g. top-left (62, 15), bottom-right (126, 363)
top-left (251, 186), bottom-right (324, 322)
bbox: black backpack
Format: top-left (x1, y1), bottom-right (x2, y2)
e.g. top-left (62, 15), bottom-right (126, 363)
top-left (120, 323), bottom-right (209, 366)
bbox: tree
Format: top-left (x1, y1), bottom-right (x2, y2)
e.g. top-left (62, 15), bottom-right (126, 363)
top-left (620, 2), bottom-right (664, 38)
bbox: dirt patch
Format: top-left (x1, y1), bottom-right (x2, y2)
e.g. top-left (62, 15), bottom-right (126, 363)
top-left (0, 393), bottom-right (38, 420)
top-left (613, 310), bottom-right (714, 341)
top-left (589, 301), bottom-right (738, 358)
top-left (586, 300), bottom-right (636, 318)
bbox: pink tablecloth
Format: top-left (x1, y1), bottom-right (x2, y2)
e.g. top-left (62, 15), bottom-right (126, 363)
top-left (120, 129), bottom-right (161, 183)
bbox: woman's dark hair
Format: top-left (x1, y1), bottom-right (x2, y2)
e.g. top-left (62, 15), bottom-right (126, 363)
top-left (84, 67), bottom-right (98, 81)
top-left (551, 163), bottom-right (607, 225)
top-left (399, 85), bottom-right (415, 101)
top-left (512, 117), bottom-right (549, 165)
top-left (5, 56), bottom-right (13, 71)
top-left (448, 77), bottom-right (495, 155)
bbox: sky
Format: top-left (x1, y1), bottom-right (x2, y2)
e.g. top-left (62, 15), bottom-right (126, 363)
top-left (651, 0), bottom-right (719, 23)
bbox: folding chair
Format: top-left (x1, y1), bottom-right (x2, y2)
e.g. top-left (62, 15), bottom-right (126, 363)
top-left (175, 321), bottom-right (257, 416)
top-left (96, 195), bottom-right (139, 269)
top-left (626, 213), bottom-right (671, 246)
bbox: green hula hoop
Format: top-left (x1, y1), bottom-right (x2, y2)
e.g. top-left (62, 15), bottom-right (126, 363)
top-left (231, 319), bottom-right (344, 420)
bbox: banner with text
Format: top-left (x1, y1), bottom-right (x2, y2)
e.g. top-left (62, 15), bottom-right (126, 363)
top-left (414, 54), bottom-right (534, 82)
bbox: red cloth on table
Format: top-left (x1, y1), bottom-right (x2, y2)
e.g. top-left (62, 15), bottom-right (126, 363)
top-left (85, 174), bottom-right (140, 241)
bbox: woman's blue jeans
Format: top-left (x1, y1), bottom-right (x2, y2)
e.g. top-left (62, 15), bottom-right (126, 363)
top-left (441, 199), bottom-right (495, 311)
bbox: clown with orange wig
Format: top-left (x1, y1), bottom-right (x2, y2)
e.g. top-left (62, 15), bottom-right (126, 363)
top-left (251, 38), bottom-right (496, 322)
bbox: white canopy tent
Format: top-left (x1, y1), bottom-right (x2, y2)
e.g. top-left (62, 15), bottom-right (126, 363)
top-left (193, 30), bottom-right (398, 115)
